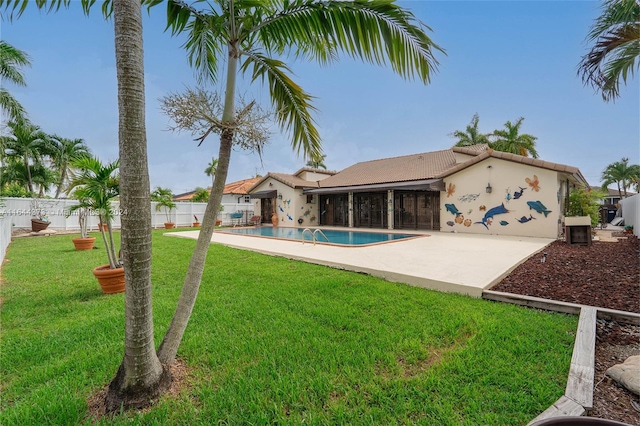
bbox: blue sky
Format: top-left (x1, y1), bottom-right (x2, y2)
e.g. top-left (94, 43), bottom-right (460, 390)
top-left (3, 1), bottom-right (638, 195)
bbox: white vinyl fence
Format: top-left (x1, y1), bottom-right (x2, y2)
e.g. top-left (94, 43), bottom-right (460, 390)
top-left (0, 215), bottom-right (11, 266)
top-left (620, 194), bottom-right (639, 236)
top-left (0, 197), bottom-right (256, 231)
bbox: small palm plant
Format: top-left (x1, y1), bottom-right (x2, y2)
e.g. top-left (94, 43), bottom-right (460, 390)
top-left (151, 187), bottom-right (176, 228)
top-left (67, 156), bottom-right (120, 268)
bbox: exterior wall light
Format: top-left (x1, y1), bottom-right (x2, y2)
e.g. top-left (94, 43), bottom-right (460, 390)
top-left (486, 183), bottom-right (492, 194)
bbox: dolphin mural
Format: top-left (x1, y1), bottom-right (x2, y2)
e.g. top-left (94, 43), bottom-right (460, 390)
top-left (527, 200), bottom-right (552, 217)
top-left (445, 203), bottom-right (462, 216)
top-left (475, 203), bottom-right (510, 229)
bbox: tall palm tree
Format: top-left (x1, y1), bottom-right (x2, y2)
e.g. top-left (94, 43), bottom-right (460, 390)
top-left (51, 136), bottom-right (90, 198)
top-left (1, 120), bottom-right (51, 193)
top-left (578, 0), bottom-right (640, 102)
top-left (2, 0), bottom-right (171, 411)
top-left (0, 40), bottom-right (31, 122)
top-left (601, 157), bottom-right (638, 197)
top-left (204, 157), bottom-right (218, 183)
top-left (306, 154), bottom-right (327, 169)
top-left (450, 113), bottom-right (490, 148)
top-left (156, 0), bottom-right (444, 365)
top-left (490, 117), bottom-right (539, 158)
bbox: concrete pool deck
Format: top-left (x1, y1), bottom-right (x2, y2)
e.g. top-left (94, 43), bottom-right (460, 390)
top-left (165, 228), bottom-right (554, 297)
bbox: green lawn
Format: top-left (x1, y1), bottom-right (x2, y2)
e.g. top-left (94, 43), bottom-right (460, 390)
top-left (1, 230), bottom-right (577, 425)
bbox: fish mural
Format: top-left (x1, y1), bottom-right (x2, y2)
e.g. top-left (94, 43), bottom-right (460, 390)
top-left (499, 220), bottom-right (509, 226)
top-left (513, 186), bottom-right (526, 199)
top-left (278, 205), bottom-right (284, 212)
top-left (445, 203), bottom-right (462, 216)
top-left (516, 214), bottom-right (536, 223)
top-left (525, 175), bottom-right (540, 192)
top-left (455, 214), bottom-right (464, 224)
top-left (286, 213), bottom-right (293, 221)
top-left (446, 221), bottom-right (455, 227)
top-left (505, 188), bottom-right (512, 203)
top-left (447, 183), bottom-right (456, 197)
top-left (475, 203), bottom-right (510, 229)
top-left (303, 209), bottom-right (311, 216)
top-left (285, 199), bottom-right (291, 205)
top-left (527, 200), bottom-right (552, 217)
top-left (463, 219), bottom-right (472, 227)
top-left (457, 193), bottom-right (480, 203)
top-left (309, 215), bottom-right (316, 222)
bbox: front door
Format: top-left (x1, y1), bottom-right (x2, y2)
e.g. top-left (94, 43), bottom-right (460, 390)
top-left (260, 198), bottom-right (274, 223)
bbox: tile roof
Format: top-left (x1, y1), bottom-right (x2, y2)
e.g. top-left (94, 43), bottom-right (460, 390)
top-left (173, 177), bottom-right (261, 201)
top-left (318, 149), bottom-right (458, 188)
top-left (315, 145), bottom-right (588, 189)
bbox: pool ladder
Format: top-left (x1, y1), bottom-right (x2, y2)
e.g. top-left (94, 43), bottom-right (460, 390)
top-left (301, 228), bottom-right (329, 245)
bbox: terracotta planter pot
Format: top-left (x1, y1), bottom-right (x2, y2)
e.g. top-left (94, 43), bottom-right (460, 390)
top-left (193, 222), bottom-right (200, 228)
top-left (92, 265), bottom-right (125, 294)
top-left (164, 222), bottom-right (175, 229)
top-left (271, 213), bottom-right (278, 227)
top-left (101, 223), bottom-right (108, 232)
top-left (72, 237), bottom-right (96, 251)
top-left (31, 218), bottom-right (50, 232)
top-left (215, 220), bottom-right (222, 226)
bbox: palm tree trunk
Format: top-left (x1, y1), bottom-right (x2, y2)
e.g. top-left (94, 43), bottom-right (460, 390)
top-left (105, 0), bottom-right (169, 413)
top-left (23, 156), bottom-right (33, 193)
top-left (157, 41), bottom-right (239, 364)
top-left (55, 168), bottom-right (66, 199)
top-left (99, 219), bottom-right (115, 268)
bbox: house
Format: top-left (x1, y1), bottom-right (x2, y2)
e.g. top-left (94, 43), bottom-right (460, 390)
top-left (251, 146), bottom-right (589, 239)
top-left (248, 168), bottom-right (336, 225)
top-left (174, 177), bottom-right (261, 204)
top-left (591, 186), bottom-right (636, 206)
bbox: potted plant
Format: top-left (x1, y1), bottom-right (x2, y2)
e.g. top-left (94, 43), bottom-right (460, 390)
top-left (151, 187), bottom-right (176, 229)
top-left (215, 204), bottom-right (224, 226)
top-left (67, 156), bottom-right (123, 294)
top-left (193, 214), bottom-right (200, 227)
top-left (30, 198), bottom-right (51, 232)
top-left (67, 204), bottom-right (95, 250)
top-left (566, 187), bottom-right (606, 227)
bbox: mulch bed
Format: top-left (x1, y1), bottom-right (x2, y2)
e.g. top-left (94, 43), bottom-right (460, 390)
top-left (592, 320), bottom-right (640, 425)
top-left (493, 235), bottom-right (640, 425)
top-left (492, 236), bottom-right (639, 313)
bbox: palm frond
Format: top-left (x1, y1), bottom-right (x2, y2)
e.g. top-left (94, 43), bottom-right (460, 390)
top-left (249, 0), bottom-right (444, 83)
top-left (241, 50), bottom-right (321, 159)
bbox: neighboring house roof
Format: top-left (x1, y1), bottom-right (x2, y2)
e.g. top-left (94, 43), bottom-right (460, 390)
top-left (310, 146), bottom-right (588, 191)
top-left (590, 186), bottom-right (636, 197)
top-left (248, 167), bottom-right (337, 192)
top-left (173, 177), bottom-right (261, 201)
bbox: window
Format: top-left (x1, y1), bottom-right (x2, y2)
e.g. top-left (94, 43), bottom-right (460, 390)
top-left (306, 194), bottom-right (315, 204)
top-left (244, 196), bottom-right (251, 203)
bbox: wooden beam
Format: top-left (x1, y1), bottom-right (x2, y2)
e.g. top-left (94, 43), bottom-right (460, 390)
top-left (527, 396), bottom-right (585, 424)
top-left (565, 307), bottom-right (596, 411)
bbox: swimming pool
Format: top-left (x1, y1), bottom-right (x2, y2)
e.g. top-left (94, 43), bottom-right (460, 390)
top-left (220, 227), bottom-right (420, 246)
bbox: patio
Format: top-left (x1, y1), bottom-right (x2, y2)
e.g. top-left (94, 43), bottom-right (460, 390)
top-left (166, 228), bottom-right (553, 297)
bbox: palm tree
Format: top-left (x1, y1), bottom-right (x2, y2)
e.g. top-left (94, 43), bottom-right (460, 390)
top-left (67, 156), bottom-right (120, 268)
top-left (0, 40), bottom-right (31, 122)
top-left (1, 120), bottom-right (51, 193)
top-left (2, 0), bottom-right (170, 410)
top-left (601, 157), bottom-right (639, 198)
top-left (156, 0), bottom-right (444, 365)
top-left (490, 117), bottom-right (539, 158)
top-left (191, 186), bottom-right (210, 203)
top-left (450, 113), bottom-right (490, 148)
top-left (151, 186), bottom-right (176, 223)
top-left (50, 136), bottom-right (90, 198)
top-left (204, 157), bottom-right (218, 183)
top-left (306, 154), bottom-right (327, 170)
top-left (578, 0), bottom-right (640, 102)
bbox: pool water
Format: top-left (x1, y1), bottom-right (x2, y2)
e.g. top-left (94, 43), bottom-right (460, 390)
top-left (220, 227), bottom-right (419, 246)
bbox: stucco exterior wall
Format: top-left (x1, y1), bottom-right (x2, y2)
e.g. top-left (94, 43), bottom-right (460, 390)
top-left (251, 179), bottom-right (320, 227)
top-left (440, 158), bottom-right (561, 238)
top-left (297, 170), bottom-right (333, 181)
